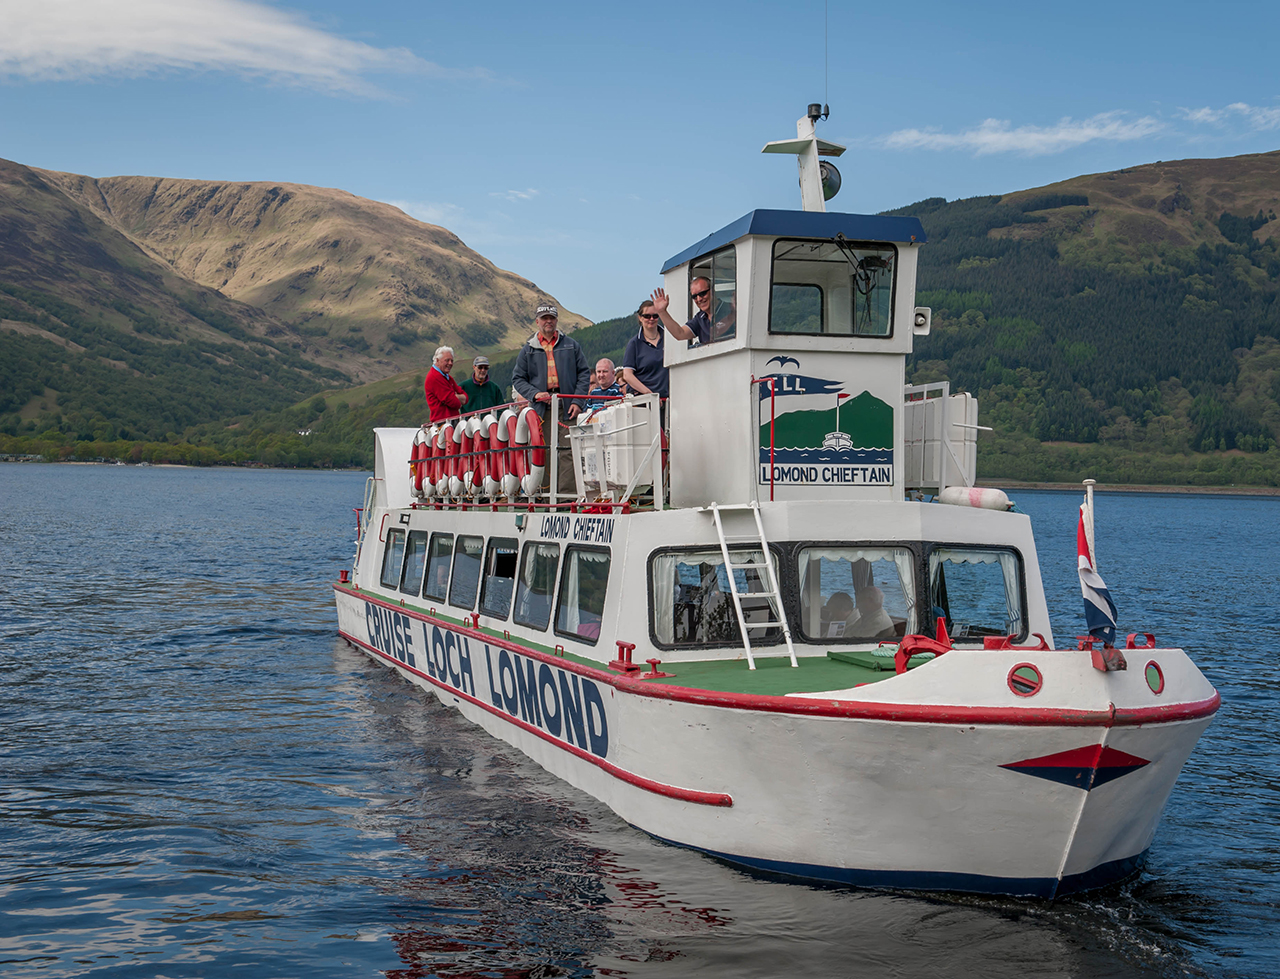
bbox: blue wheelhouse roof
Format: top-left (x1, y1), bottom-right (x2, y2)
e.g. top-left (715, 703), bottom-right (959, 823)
top-left (661, 209), bottom-right (927, 273)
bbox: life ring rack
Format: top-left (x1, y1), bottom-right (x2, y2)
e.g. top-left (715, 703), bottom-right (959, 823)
top-left (409, 406), bottom-right (545, 505)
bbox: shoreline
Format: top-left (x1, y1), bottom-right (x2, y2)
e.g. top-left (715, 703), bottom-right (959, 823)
top-left (987, 479), bottom-right (1280, 498)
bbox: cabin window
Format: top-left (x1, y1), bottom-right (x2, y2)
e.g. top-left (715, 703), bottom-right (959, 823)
top-left (927, 547), bottom-right (1025, 643)
top-left (401, 530), bottom-right (430, 595)
top-left (554, 547), bottom-right (611, 644)
top-left (796, 546), bottom-right (916, 642)
top-left (380, 529), bottom-right (406, 589)
top-left (769, 239), bottom-right (896, 337)
top-left (649, 547), bottom-right (781, 648)
top-left (513, 542), bottom-right (559, 630)
top-left (423, 532), bottom-right (453, 601)
top-left (448, 535), bottom-right (484, 610)
top-left (479, 536), bottom-right (519, 619)
top-left (687, 244), bottom-right (737, 345)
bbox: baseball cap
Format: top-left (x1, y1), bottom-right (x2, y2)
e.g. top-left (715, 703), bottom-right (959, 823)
top-left (473, 356), bottom-right (489, 367)
top-left (535, 303), bottom-right (559, 319)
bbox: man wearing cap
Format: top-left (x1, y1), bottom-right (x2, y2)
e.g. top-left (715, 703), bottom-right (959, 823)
top-left (460, 356), bottom-right (505, 414)
top-left (512, 302), bottom-right (590, 493)
top-left (424, 345), bottom-right (468, 422)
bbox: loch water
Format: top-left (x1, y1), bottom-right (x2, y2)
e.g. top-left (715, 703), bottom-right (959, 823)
top-left (1, 463), bottom-right (1277, 979)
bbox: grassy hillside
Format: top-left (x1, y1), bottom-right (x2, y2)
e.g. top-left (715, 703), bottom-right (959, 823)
top-left (40, 168), bottom-right (589, 382)
top-left (895, 150), bottom-right (1280, 485)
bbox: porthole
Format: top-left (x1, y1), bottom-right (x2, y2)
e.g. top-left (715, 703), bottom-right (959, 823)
top-left (1008, 663), bottom-right (1042, 698)
top-left (1145, 661), bottom-right (1165, 695)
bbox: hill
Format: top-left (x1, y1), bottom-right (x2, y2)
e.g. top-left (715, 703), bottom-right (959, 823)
top-left (893, 150), bottom-right (1280, 485)
top-left (0, 157), bottom-right (586, 446)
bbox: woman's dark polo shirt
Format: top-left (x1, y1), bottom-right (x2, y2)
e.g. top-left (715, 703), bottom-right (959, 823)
top-left (622, 328), bottom-right (669, 399)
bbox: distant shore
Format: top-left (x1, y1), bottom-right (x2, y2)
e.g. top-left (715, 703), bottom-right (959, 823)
top-left (987, 479), bottom-right (1280, 498)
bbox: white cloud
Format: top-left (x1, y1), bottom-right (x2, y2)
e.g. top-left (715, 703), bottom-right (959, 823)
top-left (1179, 102), bottom-right (1280, 132)
top-left (489, 188), bottom-right (539, 202)
top-left (0, 0), bottom-right (490, 95)
top-left (878, 112), bottom-right (1164, 157)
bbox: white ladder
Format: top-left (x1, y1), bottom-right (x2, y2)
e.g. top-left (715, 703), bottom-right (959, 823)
top-left (705, 502), bottom-right (798, 670)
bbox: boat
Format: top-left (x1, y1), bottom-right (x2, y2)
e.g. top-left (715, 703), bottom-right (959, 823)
top-left (333, 105), bottom-right (1219, 899)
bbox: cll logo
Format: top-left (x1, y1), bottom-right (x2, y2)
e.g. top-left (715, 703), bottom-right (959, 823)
top-left (757, 355), bottom-right (894, 486)
top-left (362, 602), bottom-right (609, 759)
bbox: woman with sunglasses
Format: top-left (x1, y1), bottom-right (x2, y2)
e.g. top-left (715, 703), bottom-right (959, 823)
top-left (620, 299), bottom-right (669, 401)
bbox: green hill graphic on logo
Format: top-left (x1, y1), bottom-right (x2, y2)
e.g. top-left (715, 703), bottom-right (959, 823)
top-left (759, 391), bottom-right (893, 449)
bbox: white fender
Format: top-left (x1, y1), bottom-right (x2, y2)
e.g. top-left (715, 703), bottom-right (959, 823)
top-left (939, 486), bottom-right (1012, 511)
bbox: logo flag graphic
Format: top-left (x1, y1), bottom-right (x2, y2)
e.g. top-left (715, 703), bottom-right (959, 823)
top-left (1077, 502), bottom-right (1117, 645)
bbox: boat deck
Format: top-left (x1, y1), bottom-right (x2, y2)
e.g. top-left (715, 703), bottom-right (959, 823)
top-left (638, 653), bottom-right (886, 695)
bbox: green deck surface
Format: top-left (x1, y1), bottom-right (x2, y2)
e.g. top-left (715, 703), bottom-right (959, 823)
top-left (640, 653), bottom-right (887, 696)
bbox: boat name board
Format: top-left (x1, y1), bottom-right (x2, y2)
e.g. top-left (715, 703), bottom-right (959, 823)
top-left (760, 464), bottom-right (895, 485)
top-left (537, 514), bottom-right (615, 544)
top-left (362, 601), bottom-right (611, 759)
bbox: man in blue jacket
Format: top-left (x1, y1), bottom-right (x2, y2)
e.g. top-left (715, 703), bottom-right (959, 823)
top-left (512, 303), bottom-right (590, 493)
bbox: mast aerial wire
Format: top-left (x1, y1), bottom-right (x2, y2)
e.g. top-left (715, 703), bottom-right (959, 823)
top-left (824, 0), bottom-right (828, 107)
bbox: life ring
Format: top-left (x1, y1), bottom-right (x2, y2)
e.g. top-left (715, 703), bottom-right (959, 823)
top-left (449, 422), bottom-right (467, 498)
top-left (409, 427), bottom-right (432, 498)
top-left (465, 416), bottom-right (486, 497)
top-left (497, 408), bottom-right (520, 498)
top-left (483, 412), bottom-right (504, 497)
top-left (514, 406), bottom-right (546, 497)
top-left (435, 423), bottom-right (453, 498)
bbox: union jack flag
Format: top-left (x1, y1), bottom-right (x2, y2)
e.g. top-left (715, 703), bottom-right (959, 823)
top-left (1078, 503), bottom-right (1117, 645)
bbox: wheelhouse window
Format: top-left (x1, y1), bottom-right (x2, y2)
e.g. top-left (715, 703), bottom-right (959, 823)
top-left (687, 245), bottom-right (737, 346)
top-left (770, 239), bottom-right (896, 337)
top-left (448, 535), bottom-right (484, 610)
top-left (554, 547), bottom-right (610, 644)
top-left (797, 546), bottom-right (916, 642)
top-left (401, 530), bottom-right (429, 595)
top-left (479, 537), bottom-right (519, 619)
top-left (380, 529), bottom-right (406, 589)
top-left (513, 542), bottom-right (559, 630)
top-left (650, 547), bottom-right (780, 648)
top-left (928, 547), bottom-right (1025, 643)
top-left (423, 532), bottom-right (453, 601)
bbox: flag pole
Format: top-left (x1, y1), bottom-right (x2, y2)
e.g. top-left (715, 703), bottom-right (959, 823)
top-left (1083, 478), bottom-right (1097, 572)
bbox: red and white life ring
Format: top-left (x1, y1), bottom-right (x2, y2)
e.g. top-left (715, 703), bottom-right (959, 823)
top-left (465, 416), bottom-right (486, 496)
top-left (483, 412), bottom-right (503, 497)
top-left (434, 423), bottom-right (453, 498)
top-left (409, 427), bottom-right (432, 498)
top-left (497, 408), bottom-right (520, 497)
top-left (513, 406), bottom-right (546, 497)
top-left (450, 421), bottom-right (467, 498)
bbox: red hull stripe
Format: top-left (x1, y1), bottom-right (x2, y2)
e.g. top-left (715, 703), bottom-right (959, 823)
top-left (340, 628), bottom-right (734, 809)
top-left (337, 585), bottom-right (1222, 729)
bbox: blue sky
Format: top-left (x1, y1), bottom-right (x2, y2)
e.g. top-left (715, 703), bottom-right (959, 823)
top-left (2, 0), bottom-right (1278, 322)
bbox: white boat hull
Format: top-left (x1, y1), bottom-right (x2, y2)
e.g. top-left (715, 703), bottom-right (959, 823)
top-left (336, 585), bottom-right (1217, 898)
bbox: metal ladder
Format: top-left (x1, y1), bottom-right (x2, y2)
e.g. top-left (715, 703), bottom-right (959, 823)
top-left (705, 502), bottom-right (798, 670)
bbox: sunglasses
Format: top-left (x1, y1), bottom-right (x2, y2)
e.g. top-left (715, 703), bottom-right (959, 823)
top-left (639, 313), bottom-right (660, 320)
top-left (690, 288), bottom-right (710, 300)
top-left (475, 366), bottom-right (489, 371)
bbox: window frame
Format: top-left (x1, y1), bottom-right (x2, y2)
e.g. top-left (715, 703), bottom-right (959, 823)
top-left (380, 528), bottom-right (406, 590)
top-left (422, 531), bottom-right (454, 601)
top-left (646, 543), bottom-right (787, 651)
top-left (512, 541), bottom-right (561, 631)
top-left (923, 542), bottom-right (1029, 644)
top-left (686, 243), bottom-right (738, 348)
top-left (400, 529), bottom-right (430, 596)
top-left (768, 282), bottom-right (825, 336)
top-left (790, 541), bottom-right (923, 644)
top-left (447, 534), bottom-right (486, 611)
top-left (767, 237), bottom-right (898, 338)
top-left (552, 545), bottom-right (612, 646)
top-left (478, 535), bottom-right (520, 620)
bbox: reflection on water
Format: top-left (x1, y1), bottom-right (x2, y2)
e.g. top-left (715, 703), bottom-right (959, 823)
top-left (0, 465), bottom-right (1276, 978)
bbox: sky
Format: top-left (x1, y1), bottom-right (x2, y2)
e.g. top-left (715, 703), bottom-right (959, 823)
top-left (2, 0), bottom-right (1278, 322)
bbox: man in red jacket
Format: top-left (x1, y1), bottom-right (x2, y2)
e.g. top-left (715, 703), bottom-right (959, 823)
top-left (424, 346), bottom-right (468, 422)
